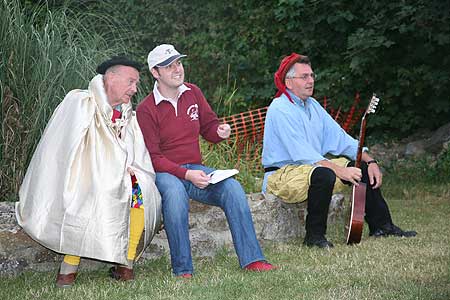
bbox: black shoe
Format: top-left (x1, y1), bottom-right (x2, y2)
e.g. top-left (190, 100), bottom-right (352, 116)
top-left (303, 234), bottom-right (334, 248)
top-left (389, 224), bottom-right (417, 237)
top-left (369, 228), bottom-right (387, 237)
top-left (370, 224), bottom-right (417, 238)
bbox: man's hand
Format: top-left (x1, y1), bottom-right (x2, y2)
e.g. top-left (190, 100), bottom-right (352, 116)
top-left (317, 160), bottom-right (362, 186)
top-left (334, 166), bottom-right (362, 186)
top-left (367, 162), bottom-right (383, 189)
top-left (361, 153), bottom-right (383, 189)
top-left (217, 124), bottom-right (231, 139)
top-left (185, 169), bottom-right (210, 189)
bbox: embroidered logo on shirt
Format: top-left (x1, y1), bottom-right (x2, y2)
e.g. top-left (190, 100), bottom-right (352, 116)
top-left (187, 104), bottom-right (199, 121)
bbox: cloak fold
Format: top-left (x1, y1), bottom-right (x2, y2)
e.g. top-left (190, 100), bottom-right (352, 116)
top-left (16, 75), bottom-right (161, 265)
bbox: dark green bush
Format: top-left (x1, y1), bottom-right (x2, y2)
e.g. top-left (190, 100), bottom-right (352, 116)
top-left (80, 0), bottom-right (450, 138)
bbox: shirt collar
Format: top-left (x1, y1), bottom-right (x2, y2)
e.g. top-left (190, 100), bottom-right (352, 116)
top-left (286, 89), bottom-right (310, 107)
top-left (153, 81), bottom-right (191, 105)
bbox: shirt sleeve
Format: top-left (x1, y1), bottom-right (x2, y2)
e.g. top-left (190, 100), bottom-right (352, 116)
top-left (192, 86), bottom-right (223, 144)
top-left (136, 106), bottom-right (188, 179)
top-left (321, 110), bottom-right (358, 160)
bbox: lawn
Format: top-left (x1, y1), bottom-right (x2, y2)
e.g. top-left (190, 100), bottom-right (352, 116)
top-left (0, 180), bottom-right (449, 300)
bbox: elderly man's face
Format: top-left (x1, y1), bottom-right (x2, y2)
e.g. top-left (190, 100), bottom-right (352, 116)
top-left (285, 63), bottom-right (315, 101)
top-left (105, 65), bottom-right (140, 107)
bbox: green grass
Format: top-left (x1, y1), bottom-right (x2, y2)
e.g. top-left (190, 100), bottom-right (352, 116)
top-left (1, 179), bottom-right (449, 300)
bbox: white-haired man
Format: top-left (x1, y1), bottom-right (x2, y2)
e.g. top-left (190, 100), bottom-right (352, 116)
top-left (16, 56), bottom-right (162, 287)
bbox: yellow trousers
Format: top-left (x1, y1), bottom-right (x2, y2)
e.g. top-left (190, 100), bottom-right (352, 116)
top-left (63, 207), bottom-right (145, 266)
top-left (267, 157), bottom-right (350, 203)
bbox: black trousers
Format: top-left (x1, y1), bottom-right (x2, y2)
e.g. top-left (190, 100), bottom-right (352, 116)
top-left (305, 161), bottom-right (393, 236)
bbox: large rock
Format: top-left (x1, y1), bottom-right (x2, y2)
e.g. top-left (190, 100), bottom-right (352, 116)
top-left (369, 122), bottom-right (450, 165)
top-left (0, 202), bottom-right (61, 276)
top-left (0, 193), bottom-right (345, 276)
top-left (405, 122), bottom-right (450, 157)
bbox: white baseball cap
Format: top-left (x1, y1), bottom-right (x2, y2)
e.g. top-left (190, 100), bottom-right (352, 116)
top-left (147, 44), bottom-right (187, 70)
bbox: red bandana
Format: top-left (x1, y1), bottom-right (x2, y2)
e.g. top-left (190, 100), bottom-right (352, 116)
top-left (274, 52), bottom-right (304, 103)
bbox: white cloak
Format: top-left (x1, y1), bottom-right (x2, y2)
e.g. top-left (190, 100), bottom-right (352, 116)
top-left (16, 75), bottom-right (162, 265)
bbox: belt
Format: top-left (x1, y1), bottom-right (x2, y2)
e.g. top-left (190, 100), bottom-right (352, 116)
top-left (264, 166), bottom-right (280, 173)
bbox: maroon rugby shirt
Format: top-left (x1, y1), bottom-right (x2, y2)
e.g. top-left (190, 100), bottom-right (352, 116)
top-left (136, 83), bottom-right (223, 179)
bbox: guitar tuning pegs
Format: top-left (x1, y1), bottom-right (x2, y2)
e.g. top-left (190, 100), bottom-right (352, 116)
top-left (366, 94), bottom-right (381, 114)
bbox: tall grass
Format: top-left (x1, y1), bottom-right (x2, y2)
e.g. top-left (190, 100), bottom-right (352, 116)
top-left (0, 0), bottom-right (131, 201)
top-left (201, 139), bottom-right (264, 193)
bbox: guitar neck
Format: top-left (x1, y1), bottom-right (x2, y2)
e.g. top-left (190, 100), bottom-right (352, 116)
top-left (355, 116), bottom-right (367, 168)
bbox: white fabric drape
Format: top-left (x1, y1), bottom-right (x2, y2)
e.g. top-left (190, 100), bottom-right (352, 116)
top-left (16, 75), bottom-right (161, 265)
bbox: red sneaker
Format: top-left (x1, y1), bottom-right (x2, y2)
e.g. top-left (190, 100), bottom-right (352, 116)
top-left (176, 273), bottom-right (193, 279)
top-left (244, 261), bottom-right (278, 272)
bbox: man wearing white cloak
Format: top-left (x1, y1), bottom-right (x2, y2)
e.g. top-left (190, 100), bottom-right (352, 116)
top-left (15, 56), bottom-right (162, 287)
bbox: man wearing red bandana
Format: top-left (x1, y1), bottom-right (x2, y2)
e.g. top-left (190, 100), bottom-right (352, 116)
top-left (262, 53), bottom-right (417, 248)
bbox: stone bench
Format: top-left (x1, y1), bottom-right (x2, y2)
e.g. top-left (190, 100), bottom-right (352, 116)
top-left (0, 193), bottom-right (345, 276)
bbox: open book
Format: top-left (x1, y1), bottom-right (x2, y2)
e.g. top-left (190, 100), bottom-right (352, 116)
top-left (208, 169), bottom-right (239, 184)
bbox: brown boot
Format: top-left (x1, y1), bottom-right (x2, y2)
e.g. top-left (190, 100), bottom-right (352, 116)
top-left (109, 266), bottom-right (134, 281)
top-left (56, 272), bottom-right (77, 288)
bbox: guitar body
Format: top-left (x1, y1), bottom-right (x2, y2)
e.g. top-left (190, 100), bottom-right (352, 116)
top-left (345, 182), bottom-right (366, 244)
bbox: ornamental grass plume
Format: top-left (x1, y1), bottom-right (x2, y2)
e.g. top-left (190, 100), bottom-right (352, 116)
top-left (0, 0), bottom-right (130, 201)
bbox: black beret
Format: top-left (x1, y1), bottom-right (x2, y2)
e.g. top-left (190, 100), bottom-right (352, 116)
top-left (96, 55), bottom-right (143, 74)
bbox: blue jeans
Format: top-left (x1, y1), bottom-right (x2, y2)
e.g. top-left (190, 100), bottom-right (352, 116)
top-left (155, 164), bottom-right (265, 275)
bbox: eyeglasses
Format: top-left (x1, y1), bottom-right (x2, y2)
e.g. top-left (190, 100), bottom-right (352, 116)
top-left (288, 73), bottom-right (316, 81)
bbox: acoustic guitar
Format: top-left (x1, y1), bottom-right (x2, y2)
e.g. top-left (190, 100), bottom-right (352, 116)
top-left (345, 93), bottom-right (380, 244)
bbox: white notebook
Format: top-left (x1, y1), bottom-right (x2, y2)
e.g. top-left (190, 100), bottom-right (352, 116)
top-left (208, 169), bottom-right (239, 184)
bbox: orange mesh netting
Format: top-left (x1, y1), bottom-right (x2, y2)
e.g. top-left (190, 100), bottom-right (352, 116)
top-left (213, 93), bottom-right (365, 166)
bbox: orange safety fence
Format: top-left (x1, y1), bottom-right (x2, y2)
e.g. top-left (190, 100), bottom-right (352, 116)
top-left (219, 106), bottom-right (268, 144)
top-left (213, 93), bottom-right (365, 166)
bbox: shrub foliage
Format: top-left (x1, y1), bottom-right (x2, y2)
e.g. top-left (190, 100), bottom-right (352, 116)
top-left (1, 0), bottom-right (449, 200)
top-left (86, 0), bottom-right (450, 137)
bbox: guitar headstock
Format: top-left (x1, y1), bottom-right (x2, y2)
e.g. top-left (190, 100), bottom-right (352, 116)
top-left (366, 93), bottom-right (380, 115)
top-left (356, 93), bottom-right (380, 168)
